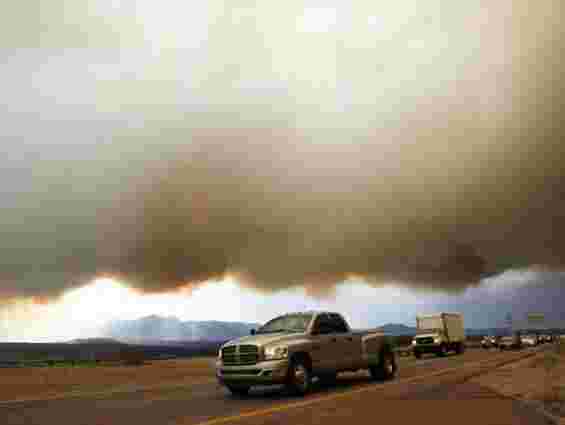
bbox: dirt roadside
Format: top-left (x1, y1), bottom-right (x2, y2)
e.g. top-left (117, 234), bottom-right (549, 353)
top-left (472, 341), bottom-right (565, 421)
top-left (0, 357), bottom-right (217, 402)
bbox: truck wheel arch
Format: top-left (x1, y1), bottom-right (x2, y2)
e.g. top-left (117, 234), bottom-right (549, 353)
top-left (369, 344), bottom-right (397, 380)
top-left (380, 339), bottom-right (395, 361)
top-left (290, 352), bottom-right (312, 371)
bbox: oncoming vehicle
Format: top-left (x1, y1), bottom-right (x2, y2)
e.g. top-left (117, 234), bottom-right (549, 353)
top-left (481, 336), bottom-right (492, 349)
top-left (521, 334), bottom-right (539, 347)
top-left (499, 334), bottom-right (522, 350)
top-left (215, 311), bottom-right (397, 396)
top-left (481, 335), bottom-right (499, 349)
top-left (411, 313), bottom-right (466, 358)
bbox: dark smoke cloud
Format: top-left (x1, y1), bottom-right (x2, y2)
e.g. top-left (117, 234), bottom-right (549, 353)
top-left (1, 0), bottom-right (564, 301)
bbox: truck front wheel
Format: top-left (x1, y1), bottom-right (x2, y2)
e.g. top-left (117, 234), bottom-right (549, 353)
top-left (436, 344), bottom-right (448, 357)
top-left (226, 385), bottom-right (251, 396)
top-left (318, 372), bottom-right (338, 387)
top-left (370, 349), bottom-right (396, 381)
top-left (285, 356), bottom-right (312, 396)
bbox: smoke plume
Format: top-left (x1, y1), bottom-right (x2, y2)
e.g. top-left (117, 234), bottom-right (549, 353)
top-left (1, 0), bottom-right (564, 301)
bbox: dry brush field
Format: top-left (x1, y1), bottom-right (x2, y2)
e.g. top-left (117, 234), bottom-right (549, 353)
top-left (0, 357), bottom-right (217, 402)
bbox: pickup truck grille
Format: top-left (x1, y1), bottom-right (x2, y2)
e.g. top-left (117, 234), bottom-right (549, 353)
top-left (221, 345), bottom-right (259, 365)
top-left (417, 337), bottom-right (434, 345)
top-left (221, 369), bottom-right (260, 375)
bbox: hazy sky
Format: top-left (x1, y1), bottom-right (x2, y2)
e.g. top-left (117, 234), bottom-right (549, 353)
top-left (1, 268), bottom-right (564, 342)
top-left (1, 0), bottom-right (564, 340)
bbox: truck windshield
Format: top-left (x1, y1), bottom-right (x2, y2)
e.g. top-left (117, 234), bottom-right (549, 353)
top-left (256, 313), bottom-right (313, 334)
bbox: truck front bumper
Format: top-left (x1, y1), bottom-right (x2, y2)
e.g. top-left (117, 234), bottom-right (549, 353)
top-left (216, 359), bottom-right (290, 386)
top-left (413, 343), bottom-right (441, 354)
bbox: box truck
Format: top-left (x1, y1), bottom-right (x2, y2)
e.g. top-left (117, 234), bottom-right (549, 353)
top-left (412, 312), bottom-right (466, 358)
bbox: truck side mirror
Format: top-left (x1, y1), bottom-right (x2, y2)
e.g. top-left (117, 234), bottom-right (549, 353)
top-left (250, 329), bottom-right (256, 335)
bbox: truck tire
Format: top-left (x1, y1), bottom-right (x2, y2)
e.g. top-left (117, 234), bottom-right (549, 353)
top-left (226, 385), bottom-right (251, 396)
top-left (369, 348), bottom-right (396, 381)
top-left (318, 372), bottom-right (338, 387)
top-left (413, 350), bottom-right (422, 359)
top-left (436, 344), bottom-right (448, 357)
top-left (285, 355), bottom-right (312, 396)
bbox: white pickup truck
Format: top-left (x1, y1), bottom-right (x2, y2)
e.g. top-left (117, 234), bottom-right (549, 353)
top-left (215, 311), bottom-right (397, 396)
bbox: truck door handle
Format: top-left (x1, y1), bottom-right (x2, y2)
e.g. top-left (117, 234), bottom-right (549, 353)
top-left (347, 337), bottom-right (353, 341)
top-left (331, 338), bottom-right (337, 342)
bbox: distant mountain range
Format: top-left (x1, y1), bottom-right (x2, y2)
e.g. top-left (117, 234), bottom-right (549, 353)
top-left (376, 323), bottom-right (418, 335)
top-left (101, 315), bottom-right (260, 343)
top-left (99, 315), bottom-right (561, 344)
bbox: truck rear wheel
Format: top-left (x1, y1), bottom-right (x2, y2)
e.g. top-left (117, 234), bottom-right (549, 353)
top-left (318, 372), bottom-right (338, 387)
top-left (226, 385), bottom-right (251, 396)
top-left (285, 356), bottom-right (312, 396)
top-left (370, 349), bottom-right (396, 381)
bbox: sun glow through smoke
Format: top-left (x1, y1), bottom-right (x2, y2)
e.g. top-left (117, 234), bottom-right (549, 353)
top-left (0, 275), bottom-right (455, 342)
top-left (0, 277), bottom-right (248, 342)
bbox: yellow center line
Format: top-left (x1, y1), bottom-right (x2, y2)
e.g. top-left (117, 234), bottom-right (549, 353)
top-left (184, 351), bottom-right (538, 425)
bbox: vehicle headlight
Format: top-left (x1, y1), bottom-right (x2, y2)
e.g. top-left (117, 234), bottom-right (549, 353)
top-left (433, 338), bottom-right (441, 344)
top-left (218, 347), bottom-right (223, 359)
top-left (264, 346), bottom-right (288, 360)
top-left (411, 340), bottom-right (417, 345)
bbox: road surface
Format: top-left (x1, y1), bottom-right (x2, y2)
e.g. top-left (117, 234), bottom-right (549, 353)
top-left (1, 347), bottom-right (554, 425)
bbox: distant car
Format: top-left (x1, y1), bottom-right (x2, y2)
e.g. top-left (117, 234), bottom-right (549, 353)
top-left (521, 335), bottom-right (538, 347)
top-left (481, 336), bottom-right (492, 349)
top-left (499, 335), bottom-right (522, 350)
top-left (540, 334), bottom-right (553, 343)
top-left (481, 336), bottom-right (499, 349)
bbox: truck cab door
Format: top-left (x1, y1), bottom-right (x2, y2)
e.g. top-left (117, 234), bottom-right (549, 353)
top-left (328, 313), bottom-right (361, 370)
top-left (310, 314), bottom-right (343, 372)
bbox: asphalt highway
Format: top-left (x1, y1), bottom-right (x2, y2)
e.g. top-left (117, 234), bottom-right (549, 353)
top-left (1, 347), bottom-right (553, 425)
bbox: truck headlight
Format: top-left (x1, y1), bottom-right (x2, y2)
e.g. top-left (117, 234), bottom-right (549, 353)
top-left (411, 340), bottom-right (417, 345)
top-left (218, 348), bottom-right (222, 359)
top-left (264, 346), bottom-right (288, 360)
top-left (433, 338), bottom-right (441, 344)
